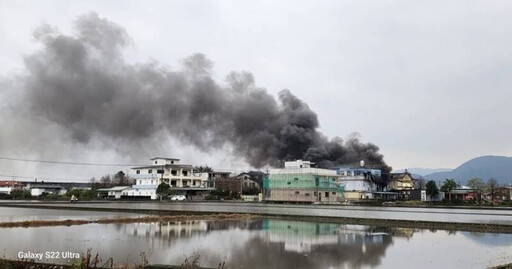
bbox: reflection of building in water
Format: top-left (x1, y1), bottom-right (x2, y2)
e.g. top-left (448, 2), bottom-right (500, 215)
top-left (130, 221), bottom-right (209, 239)
top-left (262, 219), bottom-right (398, 254)
top-left (206, 219), bottom-right (263, 231)
top-left (129, 219), bottom-right (266, 240)
top-left (389, 227), bottom-right (415, 238)
top-left (123, 218), bottom-right (417, 269)
top-left (263, 219), bottom-right (340, 253)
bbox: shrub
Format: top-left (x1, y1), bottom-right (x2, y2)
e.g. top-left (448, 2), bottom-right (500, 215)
top-left (80, 190), bottom-right (96, 200)
top-left (9, 190), bottom-right (32, 200)
top-left (451, 198), bottom-right (463, 205)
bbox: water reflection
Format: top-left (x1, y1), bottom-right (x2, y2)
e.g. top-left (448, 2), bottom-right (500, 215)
top-left (123, 219), bottom-right (418, 268)
top-left (0, 218), bottom-right (510, 269)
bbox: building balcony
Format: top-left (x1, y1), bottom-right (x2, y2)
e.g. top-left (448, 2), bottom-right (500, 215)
top-left (132, 174), bottom-right (159, 179)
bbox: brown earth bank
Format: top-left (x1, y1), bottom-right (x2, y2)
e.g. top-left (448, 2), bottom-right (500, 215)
top-left (0, 259), bottom-right (219, 269)
top-left (0, 213), bottom-right (255, 228)
top-left (489, 263), bottom-right (512, 269)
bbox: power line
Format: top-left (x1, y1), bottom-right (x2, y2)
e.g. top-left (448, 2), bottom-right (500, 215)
top-left (0, 156), bottom-right (144, 167)
top-left (0, 173), bottom-right (90, 181)
top-left (0, 156), bottom-right (256, 171)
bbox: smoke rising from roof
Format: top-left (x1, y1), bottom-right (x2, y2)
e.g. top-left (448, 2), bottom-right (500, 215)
top-left (5, 13), bottom-right (391, 172)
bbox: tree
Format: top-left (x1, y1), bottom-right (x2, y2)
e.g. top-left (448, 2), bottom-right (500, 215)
top-left (414, 177), bottom-right (427, 190)
top-left (194, 166), bottom-right (213, 173)
top-left (440, 178), bottom-right (458, 202)
top-left (113, 171), bottom-right (129, 186)
top-left (467, 178), bottom-right (485, 202)
top-left (89, 177), bottom-right (100, 190)
top-left (426, 180), bottom-right (439, 200)
top-left (486, 178), bottom-right (500, 202)
top-left (156, 182), bottom-right (170, 201)
top-left (100, 175), bottom-right (112, 188)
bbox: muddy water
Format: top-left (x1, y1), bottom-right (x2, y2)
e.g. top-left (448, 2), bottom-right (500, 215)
top-left (0, 216), bottom-right (511, 269)
top-left (0, 207), bottom-right (146, 222)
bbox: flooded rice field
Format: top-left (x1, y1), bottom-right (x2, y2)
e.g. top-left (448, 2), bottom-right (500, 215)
top-left (15, 201), bottom-right (512, 225)
top-left (0, 207), bottom-right (511, 269)
top-left (0, 207), bottom-right (147, 222)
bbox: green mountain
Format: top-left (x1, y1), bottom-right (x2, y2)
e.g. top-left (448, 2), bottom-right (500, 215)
top-left (424, 155), bottom-right (512, 186)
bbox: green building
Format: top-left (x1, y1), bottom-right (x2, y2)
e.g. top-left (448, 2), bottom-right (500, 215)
top-left (263, 160), bottom-right (344, 203)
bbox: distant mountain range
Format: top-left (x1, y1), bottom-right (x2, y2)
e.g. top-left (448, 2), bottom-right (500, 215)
top-left (393, 168), bottom-right (452, 177)
top-left (419, 155), bottom-right (512, 186)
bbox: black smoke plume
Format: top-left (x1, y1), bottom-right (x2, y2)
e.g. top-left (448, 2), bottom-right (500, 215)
top-left (13, 13), bottom-right (391, 172)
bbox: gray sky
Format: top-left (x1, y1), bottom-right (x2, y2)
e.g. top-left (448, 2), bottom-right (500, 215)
top-left (1, 0), bottom-right (511, 180)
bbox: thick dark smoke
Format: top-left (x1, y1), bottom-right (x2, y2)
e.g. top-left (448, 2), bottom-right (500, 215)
top-left (14, 13), bottom-right (391, 172)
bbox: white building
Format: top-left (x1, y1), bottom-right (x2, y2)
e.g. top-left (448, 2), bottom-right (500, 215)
top-left (30, 185), bottom-right (67, 197)
top-left (97, 186), bottom-right (131, 199)
top-left (0, 187), bottom-right (12, 195)
top-left (334, 168), bottom-right (380, 200)
top-left (125, 157), bottom-right (210, 200)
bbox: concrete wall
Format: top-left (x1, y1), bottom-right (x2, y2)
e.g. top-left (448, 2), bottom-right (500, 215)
top-left (265, 189), bottom-right (339, 203)
top-left (122, 188), bottom-right (157, 199)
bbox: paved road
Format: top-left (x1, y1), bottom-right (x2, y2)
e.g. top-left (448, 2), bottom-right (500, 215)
top-left (4, 202), bottom-right (512, 225)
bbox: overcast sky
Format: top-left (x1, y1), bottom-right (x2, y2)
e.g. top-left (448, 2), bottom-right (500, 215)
top-left (1, 0), bottom-right (511, 180)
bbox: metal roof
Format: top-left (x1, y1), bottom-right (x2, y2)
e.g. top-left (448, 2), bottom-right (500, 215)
top-left (131, 164), bottom-right (193, 169)
top-left (30, 184), bottom-right (63, 189)
top-left (150, 157), bottom-right (180, 160)
top-left (169, 187), bottom-right (215, 191)
top-left (131, 185), bottom-right (157, 189)
top-left (97, 186), bottom-right (131, 192)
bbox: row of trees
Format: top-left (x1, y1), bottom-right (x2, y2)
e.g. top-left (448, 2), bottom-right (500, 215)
top-left (425, 177), bottom-right (503, 202)
top-left (89, 171), bottom-right (134, 189)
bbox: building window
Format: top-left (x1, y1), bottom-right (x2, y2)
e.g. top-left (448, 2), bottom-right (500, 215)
top-left (294, 178), bottom-right (298, 181)
top-left (136, 170), bottom-right (140, 174)
top-left (154, 161), bottom-right (157, 164)
top-left (287, 182), bottom-right (291, 185)
top-left (171, 170), bottom-right (177, 176)
top-left (332, 192), bottom-right (336, 195)
top-left (157, 169), bottom-right (164, 174)
top-left (295, 191), bottom-right (300, 195)
top-left (183, 171), bottom-right (188, 176)
top-left (171, 161), bottom-right (174, 164)
top-left (325, 192), bottom-right (329, 198)
top-left (305, 193), bottom-right (310, 197)
top-left (148, 169), bottom-right (152, 174)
